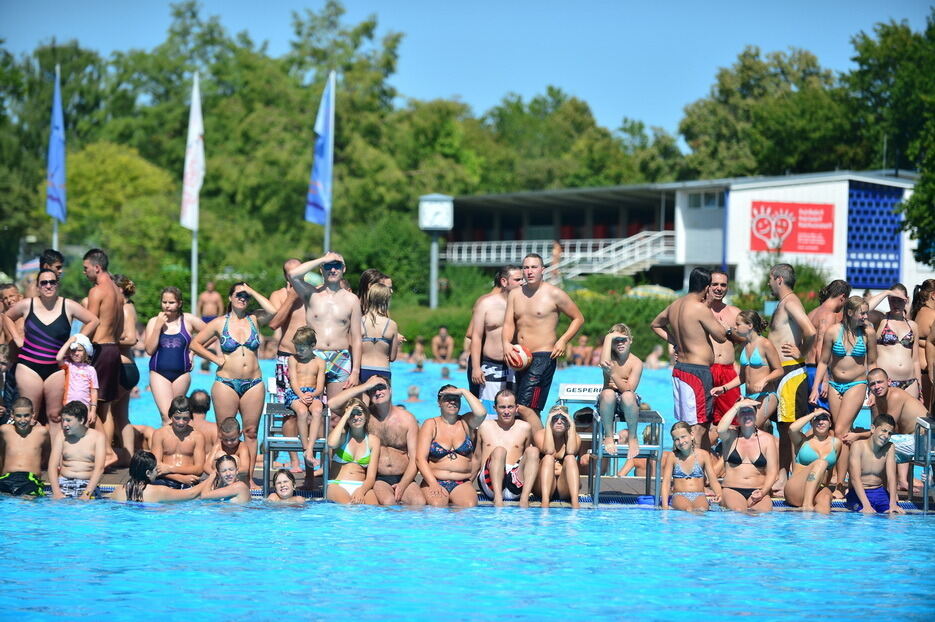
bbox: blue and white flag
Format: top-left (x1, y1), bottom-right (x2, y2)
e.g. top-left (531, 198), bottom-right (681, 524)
top-left (305, 71), bottom-right (335, 226)
top-left (46, 68), bottom-right (66, 223)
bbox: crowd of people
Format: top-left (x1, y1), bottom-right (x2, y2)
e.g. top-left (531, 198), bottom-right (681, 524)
top-left (1, 246), bottom-right (934, 514)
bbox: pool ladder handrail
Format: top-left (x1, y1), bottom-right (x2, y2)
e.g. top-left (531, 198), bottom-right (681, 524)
top-left (589, 410), bottom-right (665, 508)
top-left (261, 381), bottom-right (330, 499)
top-left (908, 416), bottom-right (935, 515)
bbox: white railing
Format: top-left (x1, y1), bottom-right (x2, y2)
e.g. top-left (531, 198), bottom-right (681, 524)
top-left (443, 231), bottom-right (676, 278)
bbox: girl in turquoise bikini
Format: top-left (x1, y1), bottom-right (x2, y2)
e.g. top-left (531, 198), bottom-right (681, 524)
top-left (809, 296), bottom-right (877, 497)
top-left (783, 409), bottom-right (841, 513)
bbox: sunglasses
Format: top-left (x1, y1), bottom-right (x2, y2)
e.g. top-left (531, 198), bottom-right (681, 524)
top-left (612, 337), bottom-right (630, 344)
top-left (553, 415), bottom-right (569, 425)
top-left (813, 415), bottom-right (831, 422)
top-left (440, 394), bottom-right (461, 404)
top-left (369, 383), bottom-right (387, 392)
top-left (234, 292), bottom-right (251, 301)
top-left (323, 262), bottom-right (344, 271)
top-left (349, 409), bottom-right (366, 418)
top-left (39, 279), bottom-right (58, 287)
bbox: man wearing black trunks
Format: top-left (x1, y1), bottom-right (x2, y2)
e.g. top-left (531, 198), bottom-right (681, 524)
top-left (83, 248), bottom-right (124, 468)
top-left (502, 253), bottom-right (584, 421)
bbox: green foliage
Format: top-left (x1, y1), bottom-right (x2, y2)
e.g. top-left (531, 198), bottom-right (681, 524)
top-left (732, 255), bottom-right (829, 316)
top-left (572, 292), bottom-right (670, 360)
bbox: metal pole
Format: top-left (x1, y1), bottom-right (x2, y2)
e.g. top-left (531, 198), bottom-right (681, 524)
top-left (430, 232), bottom-right (439, 309)
top-left (191, 229), bottom-right (198, 314)
top-left (324, 72), bottom-right (335, 253)
top-left (52, 220), bottom-right (58, 251)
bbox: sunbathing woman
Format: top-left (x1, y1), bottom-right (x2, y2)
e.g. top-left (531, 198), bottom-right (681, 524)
top-left (417, 385), bottom-right (487, 508)
top-left (661, 421), bottom-right (722, 511)
top-left (327, 398), bottom-right (381, 505)
top-left (716, 400), bottom-right (779, 512)
top-left (783, 409), bottom-right (841, 513)
top-left (809, 295), bottom-right (877, 497)
top-left (109, 450), bottom-right (204, 503)
top-left (267, 469), bottom-right (307, 505)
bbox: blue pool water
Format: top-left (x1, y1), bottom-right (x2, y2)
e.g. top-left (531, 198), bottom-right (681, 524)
top-left (1, 499), bottom-right (933, 620)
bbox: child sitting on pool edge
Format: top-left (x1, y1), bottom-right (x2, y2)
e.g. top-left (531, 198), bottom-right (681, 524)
top-left (596, 323), bottom-right (644, 469)
top-left (49, 401), bottom-right (106, 499)
top-left (845, 414), bottom-right (905, 515)
top-left (0, 397), bottom-right (48, 497)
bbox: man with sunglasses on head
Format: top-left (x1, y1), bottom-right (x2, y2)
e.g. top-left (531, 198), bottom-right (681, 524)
top-left (476, 389), bottom-right (539, 507)
top-left (328, 374), bottom-right (425, 506)
top-left (288, 252), bottom-right (362, 399)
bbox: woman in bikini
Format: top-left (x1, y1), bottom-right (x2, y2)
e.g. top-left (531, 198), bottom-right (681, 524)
top-left (417, 385), bottom-right (487, 508)
top-left (2, 270), bottom-right (99, 436)
top-left (867, 285), bottom-right (922, 399)
top-left (190, 282), bottom-right (276, 490)
top-left (783, 409), bottom-right (841, 513)
top-left (910, 279), bottom-right (935, 408)
top-left (713, 310), bottom-right (782, 428)
top-left (144, 287), bottom-right (207, 423)
top-left (661, 421), bottom-right (721, 511)
top-left (327, 397), bottom-right (381, 504)
top-left (809, 295), bottom-right (877, 497)
top-left (110, 275), bottom-right (139, 467)
top-left (716, 399), bottom-right (779, 512)
top-left (359, 283), bottom-right (399, 383)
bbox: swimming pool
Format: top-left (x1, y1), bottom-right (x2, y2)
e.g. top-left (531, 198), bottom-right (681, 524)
top-left (2, 499), bottom-right (932, 620)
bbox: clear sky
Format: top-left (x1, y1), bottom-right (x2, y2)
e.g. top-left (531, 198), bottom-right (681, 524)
top-left (1, 1), bottom-right (930, 136)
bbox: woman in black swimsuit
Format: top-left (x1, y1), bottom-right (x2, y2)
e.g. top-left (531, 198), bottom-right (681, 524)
top-left (716, 399), bottom-right (779, 512)
top-left (2, 270), bottom-right (99, 435)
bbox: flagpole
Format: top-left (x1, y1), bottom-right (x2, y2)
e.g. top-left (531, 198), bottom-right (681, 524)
top-left (324, 71), bottom-right (335, 253)
top-left (191, 229), bottom-right (198, 315)
top-left (180, 71), bottom-right (204, 313)
top-left (51, 64), bottom-right (62, 250)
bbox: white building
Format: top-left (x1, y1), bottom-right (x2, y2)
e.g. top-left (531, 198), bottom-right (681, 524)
top-left (444, 170), bottom-right (932, 291)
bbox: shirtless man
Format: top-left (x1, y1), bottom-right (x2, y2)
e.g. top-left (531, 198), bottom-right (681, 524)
top-left (533, 404), bottom-right (581, 508)
top-left (82, 248), bottom-right (124, 465)
top-left (288, 252), bottom-right (362, 399)
top-left (476, 389), bottom-right (539, 507)
top-left (151, 396), bottom-right (205, 488)
top-left (188, 389), bottom-right (217, 458)
top-left (197, 281), bottom-right (224, 323)
top-left (204, 416), bottom-right (251, 478)
top-left (470, 265), bottom-right (524, 412)
top-left (329, 374), bottom-right (425, 505)
top-left (431, 326), bottom-right (455, 363)
top-left (845, 413), bottom-right (904, 514)
top-left (49, 401), bottom-right (105, 499)
top-left (707, 271), bottom-right (741, 440)
top-left (597, 323), bottom-right (644, 467)
top-left (867, 367), bottom-right (927, 490)
top-left (805, 279), bottom-right (851, 411)
top-left (0, 397), bottom-right (48, 497)
top-left (502, 253), bottom-right (584, 417)
top-left (767, 264), bottom-right (816, 485)
top-left (651, 267), bottom-right (730, 448)
top-left (268, 258), bottom-right (307, 470)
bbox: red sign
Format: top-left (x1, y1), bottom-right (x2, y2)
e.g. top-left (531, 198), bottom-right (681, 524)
top-left (749, 201), bottom-right (834, 254)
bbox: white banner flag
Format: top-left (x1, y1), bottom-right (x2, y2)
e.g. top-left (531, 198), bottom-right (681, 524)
top-left (180, 72), bottom-right (204, 231)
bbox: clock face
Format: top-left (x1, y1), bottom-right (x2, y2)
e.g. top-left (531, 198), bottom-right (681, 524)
top-left (419, 199), bottom-right (453, 230)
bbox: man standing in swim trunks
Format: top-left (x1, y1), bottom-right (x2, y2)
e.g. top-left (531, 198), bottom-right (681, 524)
top-left (867, 367), bottom-right (927, 491)
top-left (288, 252), bottom-right (362, 399)
top-left (469, 265), bottom-right (523, 414)
top-left (502, 253), bottom-right (584, 417)
top-left (197, 281), bottom-right (223, 323)
top-left (767, 263), bottom-right (816, 488)
top-left (83, 248), bottom-right (124, 466)
top-left (330, 375), bottom-right (425, 505)
top-left (706, 271), bottom-right (741, 443)
top-left (431, 326), bottom-right (455, 363)
top-left (651, 267), bottom-right (730, 449)
top-left (0, 397), bottom-right (48, 497)
top-left (476, 389), bottom-right (539, 507)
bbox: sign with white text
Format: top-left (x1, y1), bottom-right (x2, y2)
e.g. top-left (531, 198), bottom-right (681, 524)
top-left (750, 201), bottom-right (834, 254)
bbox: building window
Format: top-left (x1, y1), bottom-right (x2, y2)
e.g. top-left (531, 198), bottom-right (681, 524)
top-left (688, 190), bottom-right (725, 209)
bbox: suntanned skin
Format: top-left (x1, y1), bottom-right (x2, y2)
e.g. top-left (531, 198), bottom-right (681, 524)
top-left (431, 327), bottom-right (455, 363)
top-left (49, 413), bottom-right (106, 500)
top-left (476, 393), bottom-right (538, 508)
top-left (597, 329), bottom-right (643, 465)
top-left (470, 268), bottom-right (524, 387)
top-left (848, 422), bottom-right (904, 515)
top-left (204, 429), bottom-right (252, 478)
top-left (151, 410), bottom-right (206, 487)
top-left (868, 369), bottom-right (927, 491)
top-left (330, 375), bottom-right (426, 506)
top-left (197, 282), bottom-right (223, 318)
top-left (806, 293), bottom-right (847, 366)
top-left (288, 252), bottom-right (362, 395)
top-left (0, 406), bottom-right (48, 476)
top-left (502, 256), bottom-right (584, 362)
top-left (533, 409), bottom-right (581, 508)
top-left (706, 272), bottom-right (740, 366)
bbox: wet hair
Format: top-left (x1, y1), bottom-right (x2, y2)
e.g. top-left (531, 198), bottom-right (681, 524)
top-left (61, 400), bottom-right (88, 424)
top-left (113, 274), bottom-right (136, 298)
top-left (358, 268), bottom-right (387, 309)
top-left (189, 390), bottom-right (211, 415)
top-left (219, 417), bottom-right (241, 435)
top-left (364, 283), bottom-right (392, 321)
top-left (872, 413), bottom-right (896, 429)
top-left (687, 267), bottom-right (712, 293)
top-left (126, 450), bottom-right (157, 502)
top-left (818, 279), bottom-right (851, 303)
top-left (213, 455), bottom-right (238, 489)
top-left (494, 389), bottom-right (516, 405)
top-left (273, 469), bottom-right (296, 487)
top-left (737, 310), bottom-right (767, 334)
top-left (83, 248), bottom-right (109, 270)
top-left (769, 263), bottom-right (796, 288)
top-left (911, 279), bottom-right (935, 320)
top-left (293, 326), bottom-right (318, 349)
top-left (523, 253), bottom-right (544, 266)
top-left (39, 248), bottom-right (64, 269)
top-left (844, 295), bottom-right (867, 321)
top-left (167, 396), bottom-right (191, 418)
top-left (161, 286), bottom-right (183, 305)
top-left (12, 396), bottom-right (34, 411)
top-left (868, 367), bottom-right (888, 379)
top-left (225, 282), bottom-right (248, 314)
top-left (436, 384), bottom-right (459, 400)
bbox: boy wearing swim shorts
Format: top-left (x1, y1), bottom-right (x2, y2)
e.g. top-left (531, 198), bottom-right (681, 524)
top-left (0, 397), bottom-right (48, 497)
top-left (49, 401), bottom-right (105, 499)
top-left (596, 324), bottom-right (644, 469)
top-left (845, 414), bottom-right (904, 515)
